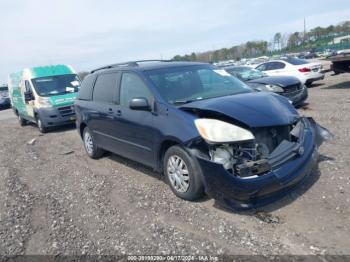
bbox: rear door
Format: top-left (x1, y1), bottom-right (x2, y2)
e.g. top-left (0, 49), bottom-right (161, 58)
top-left (88, 72), bottom-right (120, 151)
top-left (110, 72), bottom-right (156, 167)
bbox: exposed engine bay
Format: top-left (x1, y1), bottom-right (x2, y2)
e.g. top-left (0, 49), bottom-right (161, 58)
top-left (208, 119), bottom-right (305, 178)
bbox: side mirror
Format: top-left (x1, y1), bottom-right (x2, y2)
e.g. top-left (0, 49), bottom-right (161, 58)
top-left (129, 97), bottom-right (151, 111)
top-left (24, 91), bottom-right (34, 102)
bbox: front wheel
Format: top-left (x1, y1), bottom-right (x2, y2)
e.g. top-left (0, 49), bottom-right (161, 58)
top-left (36, 116), bottom-right (47, 133)
top-left (18, 114), bottom-right (27, 126)
top-left (163, 145), bottom-right (204, 201)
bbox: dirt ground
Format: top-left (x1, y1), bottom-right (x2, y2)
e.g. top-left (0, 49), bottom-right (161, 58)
top-left (0, 71), bottom-right (349, 256)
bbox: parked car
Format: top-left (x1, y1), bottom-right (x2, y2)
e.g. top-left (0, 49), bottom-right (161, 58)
top-left (0, 85), bottom-right (11, 109)
top-left (224, 66), bottom-right (308, 107)
top-left (75, 60), bottom-right (331, 210)
top-left (8, 65), bottom-right (81, 133)
top-left (255, 57), bottom-right (324, 87)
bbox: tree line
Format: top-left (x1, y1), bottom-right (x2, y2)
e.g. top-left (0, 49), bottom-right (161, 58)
top-left (172, 20), bottom-right (350, 62)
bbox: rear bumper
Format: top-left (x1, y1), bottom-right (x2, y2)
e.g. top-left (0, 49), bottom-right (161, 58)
top-left (194, 117), bottom-right (323, 210)
top-left (305, 74), bottom-right (325, 85)
top-left (37, 106), bottom-right (76, 128)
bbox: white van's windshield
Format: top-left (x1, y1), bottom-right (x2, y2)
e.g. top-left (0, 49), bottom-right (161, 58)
top-left (31, 74), bottom-right (80, 97)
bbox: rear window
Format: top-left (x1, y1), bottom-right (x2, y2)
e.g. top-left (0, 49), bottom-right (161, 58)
top-left (77, 74), bottom-right (96, 100)
top-left (282, 57), bottom-right (309, 65)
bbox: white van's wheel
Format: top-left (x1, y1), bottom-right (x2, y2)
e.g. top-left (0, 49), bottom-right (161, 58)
top-left (18, 114), bottom-right (27, 126)
top-left (36, 116), bottom-right (47, 133)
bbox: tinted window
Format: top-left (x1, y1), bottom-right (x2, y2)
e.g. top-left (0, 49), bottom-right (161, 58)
top-left (282, 57), bottom-right (308, 65)
top-left (92, 73), bottom-right (118, 103)
top-left (120, 73), bottom-right (153, 107)
top-left (256, 63), bottom-right (268, 71)
top-left (269, 62), bottom-right (286, 70)
top-left (78, 74), bottom-right (96, 100)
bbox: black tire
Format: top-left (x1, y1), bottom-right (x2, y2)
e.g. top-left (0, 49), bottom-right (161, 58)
top-left (82, 127), bottom-right (104, 159)
top-left (163, 145), bottom-right (204, 201)
top-left (36, 116), bottom-right (47, 133)
top-left (305, 82), bottom-right (313, 88)
top-left (18, 114), bottom-right (27, 126)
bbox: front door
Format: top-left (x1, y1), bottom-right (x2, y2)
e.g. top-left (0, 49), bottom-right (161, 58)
top-left (111, 72), bottom-right (156, 167)
top-left (24, 80), bottom-right (35, 120)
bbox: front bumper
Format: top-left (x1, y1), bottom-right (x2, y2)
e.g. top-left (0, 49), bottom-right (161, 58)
top-left (283, 86), bottom-right (308, 107)
top-left (194, 117), bottom-right (328, 210)
top-left (37, 105), bottom-right (76, 128)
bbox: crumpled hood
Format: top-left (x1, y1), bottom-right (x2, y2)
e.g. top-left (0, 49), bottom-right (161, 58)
top-left (248, 76), bottom-right (300, 87)
top-left (180, 92), bottom-right (299, 127)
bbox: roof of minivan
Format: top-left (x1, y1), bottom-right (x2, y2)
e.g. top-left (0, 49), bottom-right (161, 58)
top-left (91, 61), bottom-right (209, 74)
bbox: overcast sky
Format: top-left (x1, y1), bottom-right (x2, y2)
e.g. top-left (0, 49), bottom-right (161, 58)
top-left (1, 0), bottom-right (350, 83)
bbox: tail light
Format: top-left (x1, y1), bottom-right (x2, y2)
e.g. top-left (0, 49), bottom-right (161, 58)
top-left (298, 67), bottom-right (311, 73)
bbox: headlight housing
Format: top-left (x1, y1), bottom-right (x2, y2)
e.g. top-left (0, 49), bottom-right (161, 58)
top-left (194, 118), bottom-right (255, 144)
top-left (265, 84), bottom-right (284, 93)
top-left (37, 97), bottom-right (52, 108)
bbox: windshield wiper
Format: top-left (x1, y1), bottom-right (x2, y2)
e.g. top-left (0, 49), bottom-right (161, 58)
top-left (172, 99), bottom-right (198, 105)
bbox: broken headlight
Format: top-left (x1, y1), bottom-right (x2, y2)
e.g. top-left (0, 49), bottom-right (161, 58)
top-left (194, 118), bottom-right (254, 144)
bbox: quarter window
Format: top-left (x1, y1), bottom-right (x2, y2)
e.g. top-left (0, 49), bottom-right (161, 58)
top-left (92, 73), bottom-right (118, 103)
top-left (120, 73), bottom-right (152, 107)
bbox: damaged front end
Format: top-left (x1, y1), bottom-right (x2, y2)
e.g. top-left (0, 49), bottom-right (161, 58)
top-left (188, 115), bottom-right (333, 210)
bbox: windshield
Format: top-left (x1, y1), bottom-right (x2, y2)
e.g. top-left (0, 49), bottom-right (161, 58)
top-left (226, 67), bottom-right (267, 81)
top-left (282, 57), bottom-right (309, 65)
top-left (145, 65), bottom-right (252, 105)
top-left (31, 74), bottom-right (80, 97)
top-left (0, 86), bottom-right (8, 92)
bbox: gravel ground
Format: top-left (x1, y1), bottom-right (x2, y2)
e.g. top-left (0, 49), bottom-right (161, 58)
top-left (0, 71), bottom-right (349, 256)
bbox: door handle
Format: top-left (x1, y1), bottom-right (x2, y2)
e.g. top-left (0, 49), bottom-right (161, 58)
top-left (116, 110), bottom-right (122, 117)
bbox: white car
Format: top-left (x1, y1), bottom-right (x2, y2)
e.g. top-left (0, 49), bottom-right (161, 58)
top-left (255, 57), bottom-right (324, 86)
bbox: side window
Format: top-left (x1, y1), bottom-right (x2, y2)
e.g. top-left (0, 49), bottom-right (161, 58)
top-left (256, 63), bottom-right (267, 71)
top-left (92, 73), bottom-right (118, 103)
top-left (25, 80), bottom-right (32, 93)
top-left (275, 62), bottom-right (286, 70)
top-left (267, 62), bottom-right (286, 70)
top-left (120, 73), bottom-right (153, 107)
top-left (78, 74), bottom-right (96, 101)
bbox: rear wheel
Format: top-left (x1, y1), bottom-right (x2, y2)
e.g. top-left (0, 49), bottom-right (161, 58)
top-left (163, 145), bottom-right (204, 201)
top-left (83, 127), bottom-right (104, 159)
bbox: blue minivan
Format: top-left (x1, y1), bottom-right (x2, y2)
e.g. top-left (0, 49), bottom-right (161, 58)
top-left (75, 60), bottom-right (330, 210)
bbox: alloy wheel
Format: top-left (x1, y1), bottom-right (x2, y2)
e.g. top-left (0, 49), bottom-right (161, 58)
top-left (167, 155), bottom-right (190, 193)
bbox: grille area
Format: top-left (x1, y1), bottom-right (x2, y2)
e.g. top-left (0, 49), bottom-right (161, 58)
top-left (284, 84), bottom-right (301, 93)
top-left (58, 106), bottom-right (75, 117)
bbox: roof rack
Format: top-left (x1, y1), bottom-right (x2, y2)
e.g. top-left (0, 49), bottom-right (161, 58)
top-left (90, 60), bottom-right (172, 73)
